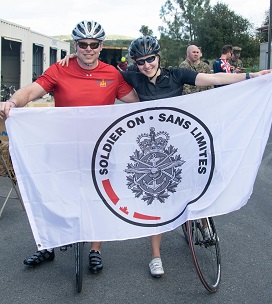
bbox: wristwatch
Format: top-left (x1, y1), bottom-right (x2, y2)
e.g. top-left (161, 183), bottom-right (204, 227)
top-left (246, 72), bottom-right (250, 80)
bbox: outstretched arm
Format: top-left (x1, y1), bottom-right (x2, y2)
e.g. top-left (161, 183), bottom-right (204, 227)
top-left (195, 70), bottom-right (271, 87)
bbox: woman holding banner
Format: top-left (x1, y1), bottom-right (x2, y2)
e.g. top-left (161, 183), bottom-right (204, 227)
top-left (61, 35), bottom-right (271, 278)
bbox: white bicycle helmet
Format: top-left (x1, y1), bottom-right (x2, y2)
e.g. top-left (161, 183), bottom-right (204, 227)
top-left (71, 20), bottom-right (106, 41)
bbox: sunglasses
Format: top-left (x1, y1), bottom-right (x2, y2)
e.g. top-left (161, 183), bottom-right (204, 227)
top-left (136, 55), bottom-right (157, 66)
top-left (77, 41), bottom-right (100, 50)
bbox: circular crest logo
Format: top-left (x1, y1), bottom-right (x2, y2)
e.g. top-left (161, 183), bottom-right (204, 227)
top-left (92, 107), bottom-right (214, 227)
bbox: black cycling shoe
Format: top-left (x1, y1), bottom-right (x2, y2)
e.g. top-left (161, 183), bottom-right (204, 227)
top-left (89, 250), bottom-right (103, 273)
top-left (23, 249), bottom-right (55, 267)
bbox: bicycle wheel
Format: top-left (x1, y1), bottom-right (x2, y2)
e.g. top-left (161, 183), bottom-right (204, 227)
top-left (187, 217), bottom-right (221, 293)
top-left (74, 242), bottom-right (84, 293)
top-left (181, 222), bottom-right (189, 244)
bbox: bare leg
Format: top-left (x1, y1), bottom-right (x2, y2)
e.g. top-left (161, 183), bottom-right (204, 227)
top-left (201, 218), bottom-right (211, 239)
top-left (90, 241), bottom-right (102, 252)
top-left (201, 218), bottom-right (208, 228)
top-left (150, 234), bottom-right (162, 258)
top-left (149, 233), bottom-right (164, 277)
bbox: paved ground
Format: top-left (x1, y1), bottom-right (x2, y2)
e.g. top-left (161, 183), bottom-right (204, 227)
top-left (1, 129), bottom-right (272, 304)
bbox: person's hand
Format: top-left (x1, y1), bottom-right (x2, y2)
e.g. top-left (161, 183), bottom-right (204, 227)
top-left (251, 69), bottom-right (272, 78)
top-left (58, 53), bottom-right (77, 67)
top-left (234, 67), bottom-right (244, 73)
top-left (0, 101), bottom-right (16, 119)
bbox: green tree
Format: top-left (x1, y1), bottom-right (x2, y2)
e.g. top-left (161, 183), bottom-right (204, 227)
top-left (159, 0), bottom-right (210, 42)
top-left (139, 25), bottom-right (154, 37)
top-left (159, 34), bottom-right (187, 67)
top-left (195, 3), bottom-right (255, 59)
top-left (158, 0), bottom-right (211, 66)
top-left (177, 0), bottom-right (210, 41)
top-left (159, 0), bottom-right (185, 40)
top-left (157, 1), bottom-right (262, 67)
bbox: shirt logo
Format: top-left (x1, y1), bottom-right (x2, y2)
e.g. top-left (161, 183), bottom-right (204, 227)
top-left (96, 79), bottom-right (114, 87)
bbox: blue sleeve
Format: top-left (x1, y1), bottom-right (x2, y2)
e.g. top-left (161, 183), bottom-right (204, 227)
top-left (213, 60), bottom-right (222, 74)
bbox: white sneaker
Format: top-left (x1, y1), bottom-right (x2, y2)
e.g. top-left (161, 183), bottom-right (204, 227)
top-left (149, 257), bottom-right (164, 278)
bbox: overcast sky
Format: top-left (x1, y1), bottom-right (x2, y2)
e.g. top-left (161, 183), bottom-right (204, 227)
top-left (1, 0), bottom-right (270, 38)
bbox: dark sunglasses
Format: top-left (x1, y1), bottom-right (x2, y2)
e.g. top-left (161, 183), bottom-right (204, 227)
top-left (136, 55), bottom-right (157, 66)
top-left (77, 41), bottom-right (100, 50)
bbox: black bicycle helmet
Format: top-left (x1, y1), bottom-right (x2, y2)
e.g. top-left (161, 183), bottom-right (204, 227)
top-left (71, 20), bottom-right (106, 41)
top-left (128, 36), bottom-right (160, 59)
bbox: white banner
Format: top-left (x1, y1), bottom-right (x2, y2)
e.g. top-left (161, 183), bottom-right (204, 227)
top-left (6, 73), bottom-right (272, 249)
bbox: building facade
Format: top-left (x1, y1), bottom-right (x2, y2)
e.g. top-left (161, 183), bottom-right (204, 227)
top-left (0, 18), bottom-right (70, 95)
top-left (259, 42), bottom-right (272, 70)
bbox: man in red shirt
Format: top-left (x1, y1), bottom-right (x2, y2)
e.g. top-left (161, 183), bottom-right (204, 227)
top-left (0, 20), bottom-right (139, 273)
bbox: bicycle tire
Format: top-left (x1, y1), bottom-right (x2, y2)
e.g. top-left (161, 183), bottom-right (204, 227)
top-left (181, 222), bottom-right (189, 244)
top-left (187, 217), bottom-right (221, 293)
top-left (74, 242), bottom-right (84, 293)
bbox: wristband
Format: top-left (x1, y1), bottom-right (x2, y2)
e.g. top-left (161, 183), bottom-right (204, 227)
top-left (246, 72), bottom-right (250, 80)
top-left (8, 100), bottom-right (17, 107)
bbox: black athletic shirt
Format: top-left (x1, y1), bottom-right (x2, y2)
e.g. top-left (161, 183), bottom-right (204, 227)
top-left (121, 67), bottom-right (198, 101)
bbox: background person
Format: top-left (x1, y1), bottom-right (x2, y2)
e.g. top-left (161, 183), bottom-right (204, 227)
top-left (213, 45), bottom-right (233, 87)
top-left (179, 45), bottom-right (213, 241)
top-left (117, 56), bottom-right (128, 71)
top-left (179, 45), bottom-right (213, 94)
top-left (0, 19), bottom-right (139, 273)
top-left (228, 46), bottom-right (244, 73)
